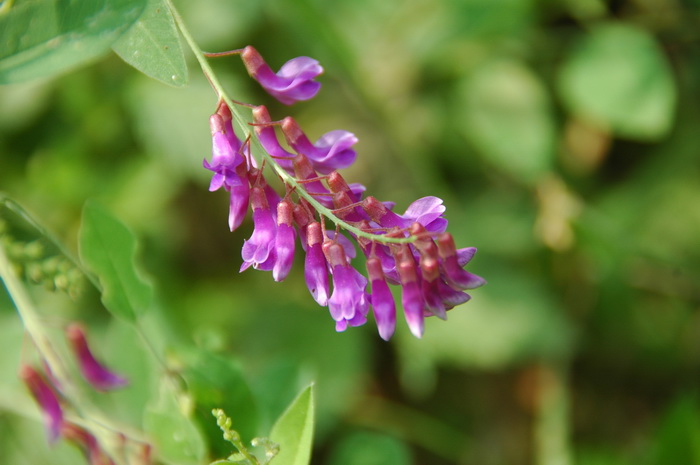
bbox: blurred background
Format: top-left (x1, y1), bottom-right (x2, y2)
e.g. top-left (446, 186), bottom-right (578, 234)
top-left (1, 0), bottom-right (700, 464)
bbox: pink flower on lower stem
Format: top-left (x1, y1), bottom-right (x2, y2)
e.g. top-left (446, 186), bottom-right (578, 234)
top-left (66, 323), bottom-right (128, 391)
top-left (62, 423), bottom-right (116, 465)
top-left (20, 365), bottom-right (64, 442)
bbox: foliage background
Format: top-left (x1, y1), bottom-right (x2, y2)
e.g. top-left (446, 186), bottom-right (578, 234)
top-left (1, 0), bottom-right (700, 464)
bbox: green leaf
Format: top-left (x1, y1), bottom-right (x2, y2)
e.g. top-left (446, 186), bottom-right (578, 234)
top-left (178, 347), bottom-right (259, 455)
top-left (269, 384), bottom-right (315, 465)
top-left (0, 0), bottom-right (147, 84)
top-left (144, 378), bottom-right (206, 465)
top-left (558, 23), bottom-right (677, 140)
top-left (79, 201), bottom-right (153, 322)
top-left (112, 0), bottom-right (188, 87)
top-left (460, 59), bottom-right (556, 184)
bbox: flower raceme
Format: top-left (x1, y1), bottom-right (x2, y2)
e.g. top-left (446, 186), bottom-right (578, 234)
top-left (203, 47), bottom-right (485, 340)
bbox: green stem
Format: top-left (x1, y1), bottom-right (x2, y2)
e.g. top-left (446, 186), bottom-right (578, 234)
top-left (0, 0), bottom-right (14, 15)
top-left (534, 361), bottom-right (573, 465)
top-left (0, 241), bottom-right (70, 385)
top-left (165, 0), bottom-right (415, 245)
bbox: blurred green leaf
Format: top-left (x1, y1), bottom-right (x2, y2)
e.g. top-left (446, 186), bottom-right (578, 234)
top-left (103, 317), bottom-right (158, 425)
top-left (397, 264), bottom-right (572, 394)
top-left (269, 384), bottom-right (315, 465)
top-left (651, 395), bottom-right (700, 465)
top-left (126, 74), bottom-right (214, 177)
top-left (460, 59), bottom-right (556, 183)
top-left (179, 347), bottom-right (259, 454)
top-left (252, 358), bottom-right (304, 432)
top-left (448, 0), bottom-right (535, 38)
top-left (112, 0), bottom-right (188, 87)
top-left (79, 201), bottom-right (153, 322)
top-left (576, 448), bottom-right (632, 465)
top-left (558, 23), bottom-right (676, 140)
top-left (0, 0), bottom-right (147, 84)
top-left (144, 377), bottom-right (207, 465)
top-left (328, 431), bottom-right (412, 465)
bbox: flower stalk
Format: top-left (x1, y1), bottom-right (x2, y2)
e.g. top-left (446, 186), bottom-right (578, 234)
top-left (166, 1), bottom-right (484, 339)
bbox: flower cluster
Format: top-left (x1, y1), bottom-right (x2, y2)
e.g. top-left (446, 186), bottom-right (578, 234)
top-left (204, 47), bottom-right (485, 340)
top-left (21, 323), bottom-right (133, 464)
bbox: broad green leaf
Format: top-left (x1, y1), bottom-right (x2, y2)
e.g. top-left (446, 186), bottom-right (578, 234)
top-left (558, 23), bottom-right (677, 140)
top-left (79, 202), bottom-right (153, 322)
top-left (269, 384), bottom-right (315, 465)
top-left (460, 59), bottom-right (556, 184)
top-left (144, 378), bottom-right (206, 465)
top-left (112, 0), bottom-right (188, 87)
top-left (0, 0), bottom-right (147, 84)
top-left (178, 347), bottom-right (259, 456)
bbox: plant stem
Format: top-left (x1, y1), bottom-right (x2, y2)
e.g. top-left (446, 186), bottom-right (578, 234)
top-left (534, 361), bottom-right (573, 465)
top-left (0, 240), bottom-right (70, 384)
top-left (165, 0), bottom-right (415, 245)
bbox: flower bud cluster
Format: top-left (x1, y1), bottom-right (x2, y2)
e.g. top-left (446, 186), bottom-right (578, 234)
top-left (20, 323), bottom-right (135, 464)
top-left (1, 233), bottom-right (84, 298)
top-left (204, 47), bottom-right (485, 340)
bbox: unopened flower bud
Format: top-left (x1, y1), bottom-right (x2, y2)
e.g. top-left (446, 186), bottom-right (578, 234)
top-left (20, 365), bottom-right (63, 442)
top-left (66, 323), bottom-right (128, 391)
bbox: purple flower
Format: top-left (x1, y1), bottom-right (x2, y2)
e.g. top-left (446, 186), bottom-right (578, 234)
top-left (304, 222), bottom-right (329, 305)
top-left (66, 323), bottom-right (128, 391)
top-left (438, 281), bottom-right (472, 309)
top-left (328, 172), bottom-right (369, 222)
top-left (293, 153), bottom-right (334, 208)
top-left (327, 242), bottom-right (369, 331)
top-left (273, 200), bottom-right (297, 282)
top-left (367, 257), bottom-right (396, 341)
top-left (20, 365), bottom-right (64, 442)
top-left (241, 187), bottom-right (278, 272)
top-left (362, 196), bottom-right (409, 230)
top-left (401, 196), bottom-right (448, 233)
top-left (281, 117), bottom-right (357, 174)
top-left (253, 106), bottom-right (295, 173)
top-left (419, 256), bottom-right (447, 319)
top-left (205, 104), bottom-right (251, 231)
top-left (241, 46), bottom-right (323, 105)
top-left (203, 112), bottom-right (246, 191)
top-left (437, 233), bottom-right (486, 290)
top-left (396, 246), bottom-right (425, 338)
top-left (228, 182), bottom-right (251, 232)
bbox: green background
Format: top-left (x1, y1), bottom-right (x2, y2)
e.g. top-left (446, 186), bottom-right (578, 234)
top-left (1, 0), bottom-right (699, 464)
